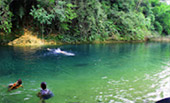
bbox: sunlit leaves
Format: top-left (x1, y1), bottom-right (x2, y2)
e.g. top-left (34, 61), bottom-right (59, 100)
top-left (29, 0), bottom-right (77, 33)
top-left (151, 0), bottom-right (170, 35)
top-left (30, 6), bottom-right (55, 25)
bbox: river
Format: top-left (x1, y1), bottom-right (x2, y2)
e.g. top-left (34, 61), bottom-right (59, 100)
top-left (0, 42), bottom-right (170, 103)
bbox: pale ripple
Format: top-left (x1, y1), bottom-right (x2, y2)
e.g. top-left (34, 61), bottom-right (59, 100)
top-left (29, 88), bottom-right (38, 91)
top-left (145, 65), bottom-right (170, 101)
top-left (101, 76), bottom-right (108, 79)
top-left (24, 98), bottom-right (29, 101)
top-left (96, 67), bottom-right (170, 103)
top-left (26, 94), bottom-right (32, 97)
top-left (9, 91), bottom-right (22, 95)
top-left (104, 94), bottom-right (113, 98)
top-left (114, 95), bottom-right (134, 103)
top-left (108, 99), bottom-right (114, 103)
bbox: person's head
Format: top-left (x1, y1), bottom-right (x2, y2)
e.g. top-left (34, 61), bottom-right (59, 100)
top-left (41, 82), bottom-right (47, 90)
top-left (17, 79), bottom-right (22, 85)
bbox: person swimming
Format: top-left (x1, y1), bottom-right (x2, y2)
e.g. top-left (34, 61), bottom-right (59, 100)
top-left (47, 48), bottom-right (75, 56)
top-left (37, 82), bottom-right (54, 103)
top-left (8, 79), bottom-right (23, 91)
top-left (47, 48), bottom-right (53, 51)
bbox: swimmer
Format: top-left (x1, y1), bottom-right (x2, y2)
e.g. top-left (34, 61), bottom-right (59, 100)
top-left (47, 48), bottom-right (75, 56)
top-left (37, 82), bottom-right (54, 103)
top-left (8, 79), bottom-right (23, 91)
top-left (54, 48), bottom-right (62, 53)
top-left (47, 48), bottom-right (53, 51)
top-left (54, 48), bottom-right (75, 56)
top-left (47, 48), bottom-right (59, 52)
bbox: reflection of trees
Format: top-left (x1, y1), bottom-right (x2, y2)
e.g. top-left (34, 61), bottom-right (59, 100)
top-left (12, 46), bottom-right (42, 61)
top-left (0, 46), bottom-right (15, 76)
top-left (11, 46), bottom-right (44, 76)
top-left (0, 46), bottom-right (42, 77)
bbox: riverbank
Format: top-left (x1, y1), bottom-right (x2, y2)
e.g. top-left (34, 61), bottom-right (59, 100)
top-left (150, 36), bottom-right (170, 42)
top-left (5, 36), bottom-right (170, 46)
top-left (2, 29), bottom-right (170, 46)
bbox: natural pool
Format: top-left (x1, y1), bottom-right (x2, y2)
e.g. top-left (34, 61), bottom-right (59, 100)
top-left (0, 43), bottom-right (170, 103)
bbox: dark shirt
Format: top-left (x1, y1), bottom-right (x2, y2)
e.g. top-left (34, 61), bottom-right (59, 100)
top-left (40, 89), bottom-right (54, 100)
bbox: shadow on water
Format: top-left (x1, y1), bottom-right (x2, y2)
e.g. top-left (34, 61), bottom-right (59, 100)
top-left (73, 63), bottom-right (89, 67)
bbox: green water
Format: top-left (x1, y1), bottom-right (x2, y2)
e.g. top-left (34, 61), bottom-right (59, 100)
top-left (0, 43), bottom-right (170, 103)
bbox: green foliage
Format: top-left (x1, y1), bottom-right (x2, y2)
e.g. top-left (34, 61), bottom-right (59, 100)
top-left (151, 0), bottom-right (170, 35)
top-left (73, 0), bottom-right (115, 41)
top-left (154, 21), bottom-right (163, 34)
top-left (30, 6), bottom-right (55, 25)
top-left (49, 0), bottom-right (55, 3)
top-left (52, 2), bottom-right (77, 31)
top-left (1, 0), bottom-right (170, 44)
top-left (45, 34), bottom-right (63, 41)
top-left (0, 0), bottom-right (13, 33)
top-left (65, 3), bottom-right (77, 22)
top-left (30, 0), bottom-right (77, 33)
top-left (108, 9), bottom-right (150, 40)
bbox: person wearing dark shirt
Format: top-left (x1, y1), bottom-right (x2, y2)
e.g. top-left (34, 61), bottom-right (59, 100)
top-left (37, 82), bottom-right (54, 103)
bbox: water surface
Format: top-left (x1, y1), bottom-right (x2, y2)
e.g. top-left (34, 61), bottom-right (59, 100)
top-left (0, 43), bottom-right (170, 103)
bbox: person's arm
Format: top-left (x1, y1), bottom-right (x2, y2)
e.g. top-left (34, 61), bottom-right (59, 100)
top-left (37, 92), bottom-right (42, 97)
top-left (15, 84), bottom-right (23, 89)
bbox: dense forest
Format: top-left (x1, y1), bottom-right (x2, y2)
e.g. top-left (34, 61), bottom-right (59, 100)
top-left (0, 0), bottom-right (170, 44)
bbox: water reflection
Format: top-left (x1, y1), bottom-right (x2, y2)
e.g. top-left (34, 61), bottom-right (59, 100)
top-left (12, 46), bottom-right (43, 61)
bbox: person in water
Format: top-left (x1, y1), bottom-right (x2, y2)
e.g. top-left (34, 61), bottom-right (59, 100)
top-left (37, 82), bottom-right (54, 103)
top-left (47, 48), bottom-right (75, 56)
top-left (8, 79), bottom-right (23, 91)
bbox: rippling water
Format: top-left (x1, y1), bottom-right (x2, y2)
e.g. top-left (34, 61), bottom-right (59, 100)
top-left (0, 43), bottom-right (170, 103)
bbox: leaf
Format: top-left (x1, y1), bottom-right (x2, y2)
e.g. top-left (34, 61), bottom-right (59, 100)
top-left (49, 0), bottom-right (55, 3)
top-left (60, 23), bottom-right (69, 30)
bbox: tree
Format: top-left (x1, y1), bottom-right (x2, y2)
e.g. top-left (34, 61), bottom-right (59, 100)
top-left (0, 0), bottom-right (13, 33)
